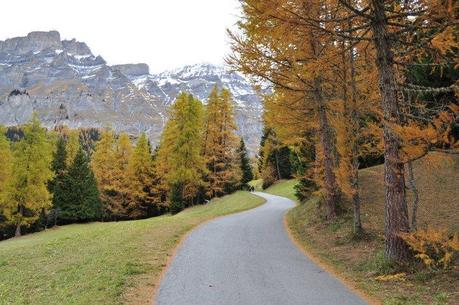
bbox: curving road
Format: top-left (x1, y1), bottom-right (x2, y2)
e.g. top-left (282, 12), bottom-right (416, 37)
top-left (155, 192), bottom-right (368, 305)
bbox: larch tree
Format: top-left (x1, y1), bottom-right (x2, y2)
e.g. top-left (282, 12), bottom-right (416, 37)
top-left (0, 127), bottom-right (13, 219)
top-left (112, 133), bottom-right (133, 219)
top-left (91, 129), bottom-right (118, 219)
top-left (202, 86), bottom-right (241, 198)
top-left (5, 114), bottom-right (54, 236)
top-left (327, 0), bottom-right (457, 261)
top-left (228, 0), bottom-right (343, 218)
top-left (155, 123), bottom-right (175, 203)
top-left (126, 133), bottom-right (162, 218)
top-left (65, 129), bottom-right (80, 167)
top-left (157, 93), bottom-right (206, 211)
top-left (230, 0), bottom-right (457, 262)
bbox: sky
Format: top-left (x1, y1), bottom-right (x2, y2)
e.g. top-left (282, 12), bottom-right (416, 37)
top-left (0, 0), bottom-right (241, 73)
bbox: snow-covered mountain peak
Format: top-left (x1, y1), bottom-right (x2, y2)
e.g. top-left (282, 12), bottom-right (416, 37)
top-left (0, 31), bottom-right (263, 153)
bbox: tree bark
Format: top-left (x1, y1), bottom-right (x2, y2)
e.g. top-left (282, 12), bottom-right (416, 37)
top-left (342, 14), bottom-right (363, 234)
top-left (14, 204), bottom-right (24, 237)
top-left (315, 84), bottom-right (341, 219)
top-left (371, 0), bottom-right (410, 262)
top-left (274, 150), bottom-right (282, 180)
top-left (349, 39), bottom-right (363, 235)
top-left (407, 160), bottom-right (419, 231)
top-left (15, 223), bottom-right (21, 237)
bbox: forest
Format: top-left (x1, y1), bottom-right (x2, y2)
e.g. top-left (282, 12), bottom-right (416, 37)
top-left (0, 87), bottom-right (253, 239)
top-left (0, 1), bottom-right (458, 304)
top-left (227, 0), bottom-right (458, 265)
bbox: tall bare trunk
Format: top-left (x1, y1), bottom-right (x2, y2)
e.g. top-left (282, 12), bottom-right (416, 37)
top-left (315, 83), bottom-right (341, 219)
top-left (341, 19), bottom-right (363, 234)
top-left (15, 205), bottom-right (23, 237)
top-left (371, 0), bottom-right (410, 261)
top-left (349, 39), bottom-right (363, 235)
top-left (407, 160), bottom-right (419, 231)
top-left (15, 223), bottom-right (21, 237)
top-left (274, 150), bottom-right (282, 180)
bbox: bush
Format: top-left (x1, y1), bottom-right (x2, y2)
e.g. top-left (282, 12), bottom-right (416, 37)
top-left (362, 250), bottom-right (399, 275)
top-left (400, 227), bottom-right (459, 270)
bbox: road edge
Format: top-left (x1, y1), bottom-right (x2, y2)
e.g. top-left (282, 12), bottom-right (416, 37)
top-left (281, 204), bottom-right (381, 305)
top-left (151, 193), bottom-right (267, 305)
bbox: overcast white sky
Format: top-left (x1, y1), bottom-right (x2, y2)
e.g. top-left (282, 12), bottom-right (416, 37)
top-left (0, 0), bottom-right (241, 73)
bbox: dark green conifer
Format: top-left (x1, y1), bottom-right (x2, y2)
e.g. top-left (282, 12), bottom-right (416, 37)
top-left (238, 138), bottom-right (253, 187)
top-left (56, 148), bottom-right (101, 223)
top-left (169, 183), bottom-right (184, 214)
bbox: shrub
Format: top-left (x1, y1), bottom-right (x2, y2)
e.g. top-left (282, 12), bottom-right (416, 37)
top-left (400, 227), bottom-right (459, 270)
top-left (363, 250), bottom-right (399, 275)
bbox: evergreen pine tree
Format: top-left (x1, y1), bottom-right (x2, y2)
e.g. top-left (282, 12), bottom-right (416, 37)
top-left (49, 136), bottom-right (67, 225)
top-left (57, 148), bottom-right (101, 222)
top-left (5, 114), bottom-right (53, 236)
top-left (238, 138), bottom-right (253, 187)
top-left (169, 182), bottom-right (184, 214)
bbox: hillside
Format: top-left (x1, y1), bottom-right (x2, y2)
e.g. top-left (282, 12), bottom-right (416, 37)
top-left (0, 191), bottom-right (265, 305)
top-left (266, 152), bottom-right (459, 305)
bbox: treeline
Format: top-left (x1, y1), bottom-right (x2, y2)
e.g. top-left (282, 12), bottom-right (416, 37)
top-left (229, 0), bottom-right (458, 263)
top-left (0, 87), bottom-right (254, 239)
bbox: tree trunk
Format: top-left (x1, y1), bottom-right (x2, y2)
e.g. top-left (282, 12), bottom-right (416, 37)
top-left (274, 150), bottom-right (282, 180)
top-left (342, 19), bottom-right (363, 234)
top-left (371, 0), bottom-right (410, 262)
top-left (407, 160), bottom-right (419, 231)
top-left (15, 223), bottom-right (21, 237)
top-left (315, 85), bottom-right (341, 219)
top-left (349, 33), bottom-right (363, 235)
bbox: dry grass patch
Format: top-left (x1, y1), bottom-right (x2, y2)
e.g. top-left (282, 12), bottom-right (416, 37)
top-left (268, 152), bottom-right (459, 305)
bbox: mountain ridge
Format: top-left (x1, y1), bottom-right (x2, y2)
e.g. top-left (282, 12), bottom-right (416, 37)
top-left (0, 31), bottom-right (263, 152)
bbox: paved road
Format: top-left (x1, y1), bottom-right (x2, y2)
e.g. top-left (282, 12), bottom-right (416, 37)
top-left (155, 192), bottom-right (368, 305)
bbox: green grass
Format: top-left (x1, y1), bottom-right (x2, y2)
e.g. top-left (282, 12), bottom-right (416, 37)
top-left (264, 179), bottom-right (298, 202)
top-left (0, 191), bottom-right (265, 305)
top-left (248, 179), bottom-right (263, 191)
top-left (266, 152), bottom-right (459, 305)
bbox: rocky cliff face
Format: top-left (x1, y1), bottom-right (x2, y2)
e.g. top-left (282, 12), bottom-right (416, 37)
top-left (0, 31), bottom-right (166, 143)
top-left (0, 31), bottom-right (262, 152)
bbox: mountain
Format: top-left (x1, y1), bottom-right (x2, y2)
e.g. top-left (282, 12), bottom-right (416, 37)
top-left (0, 31), bottom-right (166, 141)
top-left (117, 63), bottom-right (264, 152)
top-left (0, 31), bottom-right (263, 152)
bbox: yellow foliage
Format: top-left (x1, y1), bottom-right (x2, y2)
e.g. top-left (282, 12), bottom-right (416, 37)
top-left (375, 273), bottom-right (407, 282)
top-left (400, 227), bottom-right (459, 269)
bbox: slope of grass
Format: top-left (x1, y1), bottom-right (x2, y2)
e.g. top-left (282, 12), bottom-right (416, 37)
top-left (0, 191), bottom-right (265, 305)
top-left (267, 152), bottom-right (459, 305)
top-left (248, 179), bottom-right (263, 191)
top-left (264, 179), bottom-right (298, 202)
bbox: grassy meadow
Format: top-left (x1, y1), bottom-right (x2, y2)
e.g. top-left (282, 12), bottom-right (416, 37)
top-left (267, 152), bottom-right (459, 305)
top-left (0, 191), bottom-right (265, 305)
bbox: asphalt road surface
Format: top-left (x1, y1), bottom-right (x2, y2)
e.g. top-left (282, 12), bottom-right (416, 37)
top-left (155, 192), bottom-right (368, 305)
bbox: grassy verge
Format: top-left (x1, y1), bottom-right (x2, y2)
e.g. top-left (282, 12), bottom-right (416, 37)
top-left (263, 179), bottom-right (298, 202)
top-left (0, 191), bottom-right (265, 305)
top-left (266, 152), bottom-right (459, 305)
top-left (248, 179), bottom-right (263, 191)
